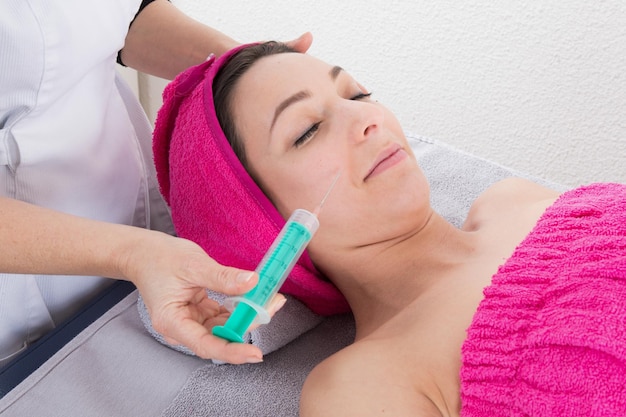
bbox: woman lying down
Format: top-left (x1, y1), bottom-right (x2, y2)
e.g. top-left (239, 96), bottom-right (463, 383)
top-left (152, 42), bottom-right (626, 416)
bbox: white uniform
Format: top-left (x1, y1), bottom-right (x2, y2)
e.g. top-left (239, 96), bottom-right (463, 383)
top-left (0, 0), bottom-right (173, 365)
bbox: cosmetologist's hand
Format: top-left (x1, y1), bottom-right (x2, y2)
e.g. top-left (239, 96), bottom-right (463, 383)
top-left (283, 31), bottom-right (313, 53)
top-left (122, 231), bottom-right (286, 364)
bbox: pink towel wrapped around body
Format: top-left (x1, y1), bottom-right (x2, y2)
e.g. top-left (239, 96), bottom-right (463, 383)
top-left (461, 182), bottom-right (626, 416)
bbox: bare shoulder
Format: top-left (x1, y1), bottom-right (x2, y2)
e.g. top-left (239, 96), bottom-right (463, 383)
top-left (465, 177), bottom-right (560, 230)
top-left (483, 177), bottom-right (560, 201)
top-left (299, 343), bottom-right (443, 417)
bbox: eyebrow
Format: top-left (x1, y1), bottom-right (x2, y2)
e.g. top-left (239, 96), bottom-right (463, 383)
top-left (270, 66), bottom-right (345, 132)
top-left (330, 65), bottom-right (343, 81)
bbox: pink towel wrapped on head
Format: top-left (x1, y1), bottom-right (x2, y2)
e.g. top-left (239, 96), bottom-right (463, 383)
top-left (461, 182), bottom-right (626, 416)
top-left (152, 45), bottom-right (349, 315)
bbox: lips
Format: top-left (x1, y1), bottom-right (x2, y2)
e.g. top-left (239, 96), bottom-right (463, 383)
top-left (364, 143), bottom-right (407, 181)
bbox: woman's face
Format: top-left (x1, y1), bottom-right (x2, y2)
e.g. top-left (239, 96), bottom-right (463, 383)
top-left (230, 52), bottom-right (431, 256)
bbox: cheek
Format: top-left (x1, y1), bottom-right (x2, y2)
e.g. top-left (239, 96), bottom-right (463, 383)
top-left (251, 162), bottom-right (331, 219)
top-left (274, 160), bottom-right (345, 214)
top-left (308, 189), bottom-right (364, 252)
top-left (313, 168), bottom-right (431, 249)
top-left (242, 145), bottom-right (312, 216)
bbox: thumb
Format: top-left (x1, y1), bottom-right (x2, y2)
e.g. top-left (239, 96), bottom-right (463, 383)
top-left (287, 31), bottom-right (313, 53)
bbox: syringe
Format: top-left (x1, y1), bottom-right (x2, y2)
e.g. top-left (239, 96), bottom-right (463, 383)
top-left (212, 173), bottom-right (340, 343)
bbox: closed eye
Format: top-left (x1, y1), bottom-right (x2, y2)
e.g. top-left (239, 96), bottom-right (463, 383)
top-left (294, 122), bottom-right (321, 148)
top-left (351, 92), bottom-right (372, 101)
top-left (293, 92), bottom-right (371, 148)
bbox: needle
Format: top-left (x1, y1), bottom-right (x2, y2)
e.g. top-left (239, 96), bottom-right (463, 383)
top-left (313, 172), bottom-right (341, 217)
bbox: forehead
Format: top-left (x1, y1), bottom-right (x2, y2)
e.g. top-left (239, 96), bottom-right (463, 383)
top-left (230, 53), bottom-right (337, 134)
top-left (234, 53), bottom-right (334, 101)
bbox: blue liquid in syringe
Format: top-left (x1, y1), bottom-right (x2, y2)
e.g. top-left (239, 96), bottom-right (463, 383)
top-left (246, 221), bottom-right (311, 306)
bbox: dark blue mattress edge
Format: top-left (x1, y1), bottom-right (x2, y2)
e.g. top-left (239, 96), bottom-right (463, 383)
top-left (0, 280), bottom-right (136, 399)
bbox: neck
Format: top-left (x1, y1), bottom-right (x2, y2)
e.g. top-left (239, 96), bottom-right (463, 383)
top-left (326, 211), bottom-right (480, 340)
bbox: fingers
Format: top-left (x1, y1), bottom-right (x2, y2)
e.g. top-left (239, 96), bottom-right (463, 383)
top-left (267, 293), bottom-right (287, 316)
top-left (158, 307), bottom-right (264, 364)
top-left (139, 239), bottom-right (290, 364)
top-left (247, 293), bottom-right (287, 331)
top-left (285, 31), bottom-right (313, 53)
top-left (179, 320), bottom-right (264, 364)
top-left (201, 259), bottom-right (259, 296)
top-left (158, 293), bottom-right (288, 363)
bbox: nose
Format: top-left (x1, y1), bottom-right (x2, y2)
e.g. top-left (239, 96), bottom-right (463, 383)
top-left (340, 100), bottom-right (385, 144)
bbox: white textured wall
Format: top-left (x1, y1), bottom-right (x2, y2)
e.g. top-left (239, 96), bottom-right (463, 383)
top-left (148, 0), bottom-right (626, 187)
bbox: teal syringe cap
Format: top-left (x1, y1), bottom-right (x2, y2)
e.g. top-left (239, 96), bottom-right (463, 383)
top-left (212, 299), bottom-right (269, 343)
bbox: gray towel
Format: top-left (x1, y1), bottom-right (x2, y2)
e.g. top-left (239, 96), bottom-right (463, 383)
top-left (163, 314), bottom-right (355, 417)
top-left (158, 134), bottom-right (566, 417)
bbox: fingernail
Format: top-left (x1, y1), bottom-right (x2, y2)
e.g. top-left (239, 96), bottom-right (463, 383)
top-left (237, 272), bottom-right (254, 284)
top-left (247, 356), bottom-right (263, 364)
top-left (273, 296), bottom-right (287, 312)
